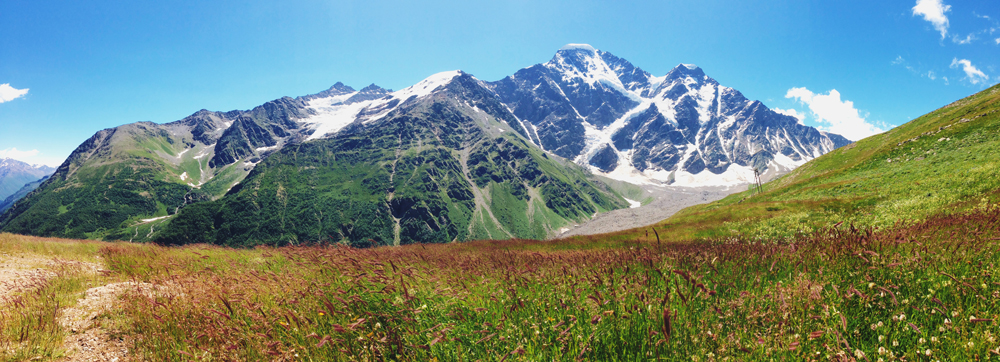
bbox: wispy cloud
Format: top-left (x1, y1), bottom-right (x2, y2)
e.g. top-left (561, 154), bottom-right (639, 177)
top-left (951, 33), bottom-right (975, 44)
top-left (950, 58), bottom-right (990, 84)
top-left (0, 148), bottom-right (40, 160)
top-left (995, 37), bottom-right (1000, 44)
top-left (892, 56), bottom-right (905, 65)
top-left (772, 108), bottom-right (806, 124)
top-left (927, 71), bottom-right (937, 80)
top-left (0, 84), bottom-right (29, 103)
top-left (912, 0), bottom-right (951, 39)
top-left (785, 87), bottom-right (886, 141)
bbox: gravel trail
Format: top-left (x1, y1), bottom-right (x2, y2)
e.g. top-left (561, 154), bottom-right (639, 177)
top-left (556, 184), bottom-right (743, 238)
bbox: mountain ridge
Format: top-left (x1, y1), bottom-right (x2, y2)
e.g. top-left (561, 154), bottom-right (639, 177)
top-left (1, 45), bottom-right (851, 243)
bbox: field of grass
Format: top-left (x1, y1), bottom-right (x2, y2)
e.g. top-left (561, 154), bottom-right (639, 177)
top-left (2, 201), bottom-right (999, 361)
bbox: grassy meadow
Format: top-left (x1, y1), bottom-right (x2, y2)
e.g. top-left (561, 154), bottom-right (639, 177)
top-left (2, 202), bottom-right (1000, 361)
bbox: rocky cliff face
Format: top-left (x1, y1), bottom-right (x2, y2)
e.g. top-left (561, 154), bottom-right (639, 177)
top-left (488, 44), bottom-right (851, 186)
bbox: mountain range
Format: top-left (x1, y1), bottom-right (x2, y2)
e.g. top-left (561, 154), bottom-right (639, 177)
top-left (0, 158), bottom-right (55, 213)
top-left (0, 44), bottom-right (850, 245)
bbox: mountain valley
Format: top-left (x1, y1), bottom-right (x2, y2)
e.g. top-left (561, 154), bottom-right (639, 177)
top-left (0, 45), bottom-right (853, 245)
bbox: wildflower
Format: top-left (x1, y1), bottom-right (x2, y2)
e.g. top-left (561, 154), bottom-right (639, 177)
top-left (868, 282), bottom-right (875, 289)
top-left (919, 338), bottom-right (926, 344)
top-left (925, 349), bottom-right (932, 356)
top-left (967, 341), bottom-right (975, 348)
top-left (878, 346), bottom-right (887, 355)
top-left (878, 335), bottom-right (885, 342)
top-left (855, 349), bottom-right (866, 359)
top-left (899, 313), bottom-right (906, 321)
top-left (707, 352), bottom-right (715, 359)
top-left (952, 311), bottom-right (960, 317)
top-left (877, 321), bottom-right (884, 327)
top-left (893, 340), bottom-right (899, 347)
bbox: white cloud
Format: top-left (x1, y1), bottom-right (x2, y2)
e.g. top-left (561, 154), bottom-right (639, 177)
top-left (952, 33), bottom-right (975, 44)
top-left (995, 37), bottom-right (1000, 44)
top-left (785, 87), bottom-right (886, 141)
top-left (943, 76), bottom-right (950, 85)
top-left (892, 56), bottom-right (905, 65)
top-left (927, 71), bottom-right (936, 80)
top-left (0, 148), bottom-right (40, 160)
top-left (912, 0), bottom-right (951, 39)
top-left (950, 58), bottom-right (990, 84)
top-left (0, 84), bottom-right (29, 103)
top-left (772, 108), bottom-right (806, 124)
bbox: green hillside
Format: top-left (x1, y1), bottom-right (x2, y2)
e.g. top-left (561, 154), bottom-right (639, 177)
top-left (155, 74), bottom-right (626, 247)
top-left (0, 123), bottom-right (249, 241)
top-left (593, 83), bottom-right (1000, 244)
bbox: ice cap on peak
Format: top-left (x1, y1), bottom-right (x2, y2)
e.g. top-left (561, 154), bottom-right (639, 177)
top-left (681, 63), bottom-right (699, 70)
top-left (559, 43), bottom-right (597, 52)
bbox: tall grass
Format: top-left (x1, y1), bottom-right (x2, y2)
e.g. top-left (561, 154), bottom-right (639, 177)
top-left (90, 207), bottom-right (1000, 361)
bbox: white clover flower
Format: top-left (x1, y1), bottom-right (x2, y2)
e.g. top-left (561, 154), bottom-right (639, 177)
top-left (879, 335), bottom-right (885, 342)
top-left (919, 338), bottom-right (926, 344)
top-left (925, 349), bottom-right (932, 356)
top-left (878, 346), bottom-right (887, 355)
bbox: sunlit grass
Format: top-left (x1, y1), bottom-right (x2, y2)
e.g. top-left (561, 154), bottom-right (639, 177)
top-left (20, 206), bottom-right (978, 360)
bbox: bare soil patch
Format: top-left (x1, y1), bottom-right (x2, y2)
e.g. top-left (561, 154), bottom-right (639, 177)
top-left (557, 184), bottom-right (742, 237)
top-left (57, 282), bottom-right (166, 362)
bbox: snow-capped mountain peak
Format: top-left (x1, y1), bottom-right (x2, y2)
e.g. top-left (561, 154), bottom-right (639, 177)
top-left (492, 46), bottom-right (852, 187)
top-left (299, 71), bottom-right (466, 140)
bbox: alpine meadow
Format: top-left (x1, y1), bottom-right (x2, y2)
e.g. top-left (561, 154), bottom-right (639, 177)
top-left (2, 1), bottom-right (1000, 361)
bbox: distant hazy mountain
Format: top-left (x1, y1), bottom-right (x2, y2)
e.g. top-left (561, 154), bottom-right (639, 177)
top-left (1, 44), bottom-right (850, 244)
top-left (0, 158), bottom-right (54, 202)
top-left (0, 175), bottom-right (49, 214)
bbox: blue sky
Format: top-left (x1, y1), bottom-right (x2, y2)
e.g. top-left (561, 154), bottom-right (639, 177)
top-left (1, 0), bottom-right (998, 166)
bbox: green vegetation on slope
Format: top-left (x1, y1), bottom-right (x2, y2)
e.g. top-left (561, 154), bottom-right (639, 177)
top-left (156, 76), bottom-right (626, 247)
top-left (589, 83), bottom-right (1000, 244)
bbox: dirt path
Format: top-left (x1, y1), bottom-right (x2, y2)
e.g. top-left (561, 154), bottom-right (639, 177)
top-left (556, 184), bottom-right (743, 238)
top-left (0, 254), bottom-right (134, 361)
top-left (0, 255), bottom-right (56, 300)
top-left (58, 282), bottom-right (166, 362)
